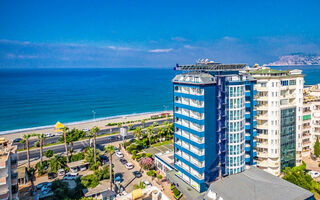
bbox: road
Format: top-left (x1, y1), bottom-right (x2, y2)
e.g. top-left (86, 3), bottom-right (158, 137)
top-left (15, 118), bottom-right (171, 149)
top-left (17, 119), bottom-right (172, 162)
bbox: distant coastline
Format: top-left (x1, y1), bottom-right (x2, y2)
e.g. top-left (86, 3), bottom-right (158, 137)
top-left (267, 53), bottom-right (320, 66)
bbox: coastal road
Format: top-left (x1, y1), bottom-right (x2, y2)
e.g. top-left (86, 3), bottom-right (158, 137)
top-left (15, 118), bottom-right (172, 150)
top-left (17, 120), bottom-right (172, 162)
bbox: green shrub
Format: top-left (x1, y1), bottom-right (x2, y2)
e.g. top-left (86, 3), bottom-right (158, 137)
top-left (34, 141), bottom-right (40, 147)
top-left (44, 150), bottom-right (54, 158)
top-left (173, 188), bottom-right (181, 197)
top-left (146, 170), bottom-right (156, 177)
top-left (146, 153), bottom-right (152, 158)
top-left (70, 152), bottom-right (85, 162)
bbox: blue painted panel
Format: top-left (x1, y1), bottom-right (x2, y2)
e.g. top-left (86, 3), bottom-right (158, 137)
top-left (253, 161), bottom-right (257, 165)
top-left (175, 113), bottom-right (205, 125)
top-left (245, 135), bottom-right (251, 141)
top-left (245, 113), bottom-right (250, 119)
top-left (253, 120), bottom-right (257, 127)
top-left (174, 103), bottom-right (205, 113)
top-left (253, 100), bottom-right (257, 106)
top-left (253, 110), bottom-right (257, 116)
top-left (245, 91), bottom-right (250, 97)
top-left (245, 124), bottom-right (251, 130)
top-left (253, 151), bottom-right (257, 157)
top-left (253, 90), bottom-right (257, 95)
top-left (253, 130), bottom-right (257, 137)
top-left (253, 140), bottom-right (257, 147)
top-left (245, 157), bottom-right (250, 163)
top-left (245, 102), bottom-right (251, 108)
top-left (245, 145), bottom-right (251, 152)
top-left (175, 134), bottom-right (205, 149)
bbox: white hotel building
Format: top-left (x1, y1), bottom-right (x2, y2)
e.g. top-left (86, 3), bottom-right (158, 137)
top-left (247, 67), bottom-right (304, 176)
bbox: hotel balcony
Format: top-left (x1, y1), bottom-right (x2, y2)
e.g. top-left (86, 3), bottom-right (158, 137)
top-left (245, 154), bottom-right (250, 163)
top-left (245, 101), bottom-right (251, 108)
top-left (253, 139), bottom-right (257, 147)
top-left (175, 129), bottom-right (205, 144)
top-left (257, 96), bottom-right (268, 101)
top-left (175, 97), bottom-right (204, 108)
top-left (256, 133), bottom-right (268, 139)
top-left (253, 129), bottom-right (257, 137)
top-left (0, 189), bottom-right (9, 200)
top-left (257, 160), bottom-right (268, 168)
top-left (245, 144), bottom-right (251, 152)
top-left (257, 151), bottom-right (268, 158)
top-left (257, 142), bottom-right (268, 148)
top-left (245, 133), bottom-right (251, 141)
top-left (245, 112), bottom-right (250, 119)
top-left (269, 161), bottom-right (280, 168)
top-left (257, 105), bottom-right (268, 110)
top-left (175, 119), bottom-right (204, 132)
top-left (257, 114), bottom-right (268, 120)
top-left (254, 85), bottom-right (268, 92)
top-left (245, 123), bottom-right (251, 130)
top-left (257, 123), bottom-right (268, 130)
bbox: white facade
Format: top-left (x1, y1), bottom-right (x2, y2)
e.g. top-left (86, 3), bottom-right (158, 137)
top-left (250, 68), bottom-right (304, 176)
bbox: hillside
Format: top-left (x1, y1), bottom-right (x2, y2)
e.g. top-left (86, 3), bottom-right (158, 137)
top-left (267, 53), bottom-right (320, 66)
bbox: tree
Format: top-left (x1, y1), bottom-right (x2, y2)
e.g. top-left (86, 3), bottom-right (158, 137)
top-left (314, 137), bottom-right (320, 157)
top-left (62, 127), bottom-right (70, 163)
top-left (157, 127), bottom-right (165, 142)
top-left (134, 126), bottom-right (142, 139)
top-left (27, 167), bottom-right (36, 194)
top-left (152, 122), bottom-right (158, 127)
top-left (139, 157), bottom-right (154, 170)
top-left (49, 155), bottom-right (67, 173)
top-left (37, 134), bottom-right (46, 164)
top-left (45, 149), bottom-right (54, 158)
top-left (66, 129), bottom-right (85, 157)
top-left (105, 145), bottom-right (115, 191)
top-left (84, 147), bottom-right (101, 169)
top-left (128, 124), bottom-right (134, 131)
top-left (141, 119), bottom-right (146, 128)
top-left (89, 127), bottom-right (99, 164)
top-left (51, 179), bottom-right (70, 200)
top-left (146, 126), bottom-right (154, 146)
top-left (21, 133), bottom-right (34, 168)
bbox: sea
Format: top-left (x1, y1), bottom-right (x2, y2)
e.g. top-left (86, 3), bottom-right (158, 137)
top-left (0, 65), bottom-right (319, 133)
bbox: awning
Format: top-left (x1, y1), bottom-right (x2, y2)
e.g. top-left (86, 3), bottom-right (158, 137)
top-left (55, 121), bottom-right (65, 129)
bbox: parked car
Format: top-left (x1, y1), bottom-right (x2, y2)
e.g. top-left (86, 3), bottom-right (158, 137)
top-left (63, 172), bottom-right (79, 180)
top-left (119, 158), bottom-right (127, 165)
top-left (70, 167), bottom-right (79, 173)
top-left (80, 166), bottom-right (87, 171)
top-left (48, 172), bottom-right (57, 179)
top-left (133, 171), bottom-right (142, 178)
top-left (13, 138), bottom-right (22, 143)
top-left (58, 169), bottom-right (65, 176)
top-left (115, 152), bottom-right (124, 158)
top-left (82, 128), bottom-right (90, 132)
top-left (308, 171), bottom-right (320, 178)
top-left (143, 180), bottom-right (152, 187)
top-left (125, 162), bottom-right (134, 169)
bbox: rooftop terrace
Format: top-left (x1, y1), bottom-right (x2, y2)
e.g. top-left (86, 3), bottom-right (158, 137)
top-left (175, 60), bottom-right (246, 72)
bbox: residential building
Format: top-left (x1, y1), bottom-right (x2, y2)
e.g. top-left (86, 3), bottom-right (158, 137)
top-left (302, 84), bottom-right (320, 157)
top-left (0, 138), bottom-right (19, 200)
top-left (115, 186), bottom-right (170, 200)
top-left (171, 61), bottom-right (257, 193)
top-left (248, 67), bottom-right (304, 176)
top-left (203, 166), bottom-right (314, 200)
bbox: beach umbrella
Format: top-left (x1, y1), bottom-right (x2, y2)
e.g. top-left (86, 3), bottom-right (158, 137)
top-left (55, 121), bottom-right (65, 129)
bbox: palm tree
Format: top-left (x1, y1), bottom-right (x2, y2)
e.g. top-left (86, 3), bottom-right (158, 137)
top-left (22, 133), bottom-right (33, 168)
top-left (62, 127), bottom-right (69, 163)
top-left (146, 126), bottom-right (154, 146)
top-left (157, 127), bottom-right (165, 142)
top-left (141, 119), bottom-right (146, 128)
top-left (134, 126), bottom-right (142, 139)
top-left (49, 155), bottom-right (66, 173)
top-left (89, 127), bottom-right (99, 164)
top-left (37, 134), bottom-right (46, 165)
top-left (27, 167), bottom-right (36, 193)
top-left (152, 122), bottom-right (158, 127)
top-left (105, 145), bottom-right (115, 191)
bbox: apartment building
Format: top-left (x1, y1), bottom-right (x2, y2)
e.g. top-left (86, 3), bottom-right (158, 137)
top-left (302, 84), bottom-right (320, 157)
top-left (248, 68), bottom-right (304, 176)
top-left (0, 138), bottom-right (19, 200)
top-left (170, 61), bottom-right (257, 193)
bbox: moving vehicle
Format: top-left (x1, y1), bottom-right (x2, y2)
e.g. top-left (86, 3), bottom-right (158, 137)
top-left (55, 131), bottom-right (63, 136)
top-left (44, 133), bottom-right (54, 137)
top-left (116, 152), bottom-right (124, 158)
top-left (125, 162), bottom-right (134, 169)
top-left (13, 138), bottom-right (22, 143)
top-left (82, 128), bottom-right (90, 132)
top-left (133, 171), bottom-right (142, 178)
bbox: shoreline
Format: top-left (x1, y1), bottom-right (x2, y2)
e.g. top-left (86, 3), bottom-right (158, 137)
top-left (0, 110), bottom-right (172, 141)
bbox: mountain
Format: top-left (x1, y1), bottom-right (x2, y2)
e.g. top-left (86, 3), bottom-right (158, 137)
top-left (267, 53), bottom-right (320, 66)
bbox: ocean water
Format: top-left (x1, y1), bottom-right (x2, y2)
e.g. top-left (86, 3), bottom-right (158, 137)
top-left (0, 66), bottom-right (319, 132)
top-left (0, 68), bottom-right (176, 132)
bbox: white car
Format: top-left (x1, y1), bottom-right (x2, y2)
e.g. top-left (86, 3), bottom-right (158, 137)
top-left (82, 128), bottom-right (90, 132)
top-left (45, 133), bottom-right (54, 137)
top-left (125, 162), bottom-right (134, 169)
top-left (70, 167), bottom-right (78, 173)
top-left (308, 171), bottom-right (320, 178)
top-left (58, 169), bottom-right (65, 176)
top-left (115, 152), bottom-right (124, 158)
top-left (63, 172), bottom-right (79, 180)
top-left (80, 166), bottom-right (87, 171)
top-left (143, 180), bottom-right (152, 187)
top-left (55, 131), bottom-right (63, 136)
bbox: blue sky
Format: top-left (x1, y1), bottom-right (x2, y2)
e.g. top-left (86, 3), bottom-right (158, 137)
top-left (0, 0), bottom-right (320, 68)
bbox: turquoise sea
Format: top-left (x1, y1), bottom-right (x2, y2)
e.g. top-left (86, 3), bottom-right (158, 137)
top-left (0, 65), bottom-right (319, 133)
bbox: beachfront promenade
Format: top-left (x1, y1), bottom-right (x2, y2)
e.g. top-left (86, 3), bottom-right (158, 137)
top-left (17, 116), bottom-right (172, 164)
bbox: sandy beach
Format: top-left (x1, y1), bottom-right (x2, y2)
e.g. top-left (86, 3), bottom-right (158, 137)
top-left (0, 111), bottom-right (173, 141)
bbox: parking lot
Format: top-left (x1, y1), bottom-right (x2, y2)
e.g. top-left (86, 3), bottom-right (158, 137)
top-left (113, 151), bottom-right (146, 193)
